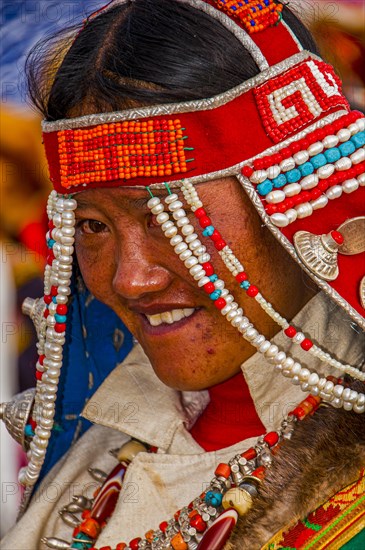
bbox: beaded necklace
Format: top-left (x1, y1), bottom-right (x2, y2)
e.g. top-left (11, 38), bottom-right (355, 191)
top-left (42, 394), bottom-right (323, 550)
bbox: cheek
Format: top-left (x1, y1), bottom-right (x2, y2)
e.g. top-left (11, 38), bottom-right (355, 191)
top-left (75, 239), bottom-right (114, 301)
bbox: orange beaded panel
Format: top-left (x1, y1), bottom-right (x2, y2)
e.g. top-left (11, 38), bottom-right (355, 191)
top-left (57, 119), bottom-right (191, 188)
top-left (212, 0), bottom-right (283, 34)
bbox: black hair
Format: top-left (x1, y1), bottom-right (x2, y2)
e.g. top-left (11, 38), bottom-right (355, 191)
top-left (26, 0), bottom-right (319, 121)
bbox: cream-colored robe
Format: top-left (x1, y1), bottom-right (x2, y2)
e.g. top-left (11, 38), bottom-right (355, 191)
top-left (2, 293), bottom-right (363, 549)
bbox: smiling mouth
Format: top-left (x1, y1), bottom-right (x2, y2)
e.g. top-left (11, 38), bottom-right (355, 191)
top-left (145, 308), bottom-right (197, 326)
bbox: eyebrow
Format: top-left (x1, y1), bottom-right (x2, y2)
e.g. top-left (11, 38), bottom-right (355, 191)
top-left (75, 189), bottom-right (173, 211)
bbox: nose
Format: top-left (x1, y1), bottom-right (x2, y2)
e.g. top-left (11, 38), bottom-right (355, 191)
top-left (112, 234), bottom-right (172, 301)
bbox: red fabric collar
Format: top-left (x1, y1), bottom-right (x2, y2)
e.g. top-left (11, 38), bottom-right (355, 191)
top-left (190, 371), bottom-right (265, 451)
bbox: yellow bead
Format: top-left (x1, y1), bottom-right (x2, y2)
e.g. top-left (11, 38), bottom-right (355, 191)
top-left (116, 439), bottom-right (147, 463)
top-left (222, 487), bottom-right (253, 516)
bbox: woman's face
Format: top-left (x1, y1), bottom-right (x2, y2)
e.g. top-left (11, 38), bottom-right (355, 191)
top-left (75, 177), bottom-right (313, 391)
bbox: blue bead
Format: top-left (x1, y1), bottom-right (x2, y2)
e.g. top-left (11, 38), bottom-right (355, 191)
top-left (240, 281), bottom-right (250, 290)
top-left (299, 162), bottom-right (314, 176)
top-left (205, 491), bottom-right (223, 507)
top-left (24, 425), bottom-right (35, 437)
top-left (338, 141), bottom-right (356, 157)
top-left (209, 274), bottom-right (218, 283)
top-left (324, 147), bottom-right (341, 163)
top-left (286, 168), bottom-right (301, 183)
top-left (47, 239), bottom-right (56, 248)
top-left (52, 297), bottom-right (58, 304)
top-left (55, 314), bottom-right (67, 323)
top-left (210, 290), bottom-right (222, 300)
top-left (202, 225), bottom-right (215, 237)
top-left (272, 174), bottom-right (287, 188)
top-left (350, 131), bottom-right (365, 148)
top-left (257, 179), bottom-right (273, 196)
top-left (311, 154), bottom-right (327, 169)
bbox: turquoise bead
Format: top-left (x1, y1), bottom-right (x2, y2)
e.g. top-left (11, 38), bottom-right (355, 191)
top-left (210, 290), bottom-right (222, 300)
top-left (311, 154), bottom-right (327, 169)
top-left (240, 281), bottom-right (250, 290)
top-left (299, 162), bottom-right (314, 176)
top-left (257, 179), bottom-right (273, 195)
top-left (286, 168), bottom-right (301, 183)
top-left (24, 425), bottom-right (35, 437)
top-left (203, 225), bottom-right (215, 237)
top-left (350, 131), bottom-right (365, 148)
top-left (55, 314), bottom-right (67, 323)
top-left (47, 239), bottom-right (55, 248)
top-left (52, 297), bottom-right (57, 304)
top-left (338, 141), bottom-right (356, 157)
top-left (272, 174), bottom-right (287, 188)
top-left (209, 274), bottom-right (218, 282)
top-left (324, 147), bottom-right (341, 163)
top-left (71, 532), bottom-right (93, 549)
top-left (205, 491), bottom-right (223, 507)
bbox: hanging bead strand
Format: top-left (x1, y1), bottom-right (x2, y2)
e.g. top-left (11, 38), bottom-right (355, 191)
top-left (19, 192), bottom-right (77, 487)
top-left (146, 189), bottom-right (364, 413)
top-left (180, 180), bottom-right (365, 385)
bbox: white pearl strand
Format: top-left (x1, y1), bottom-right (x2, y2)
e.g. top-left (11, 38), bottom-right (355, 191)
top-left (19, 191), bottom-right (77, 487)
top-left (147, 191), bottom-right (364, 413)
top-left (181, 180), bottom-right (365, 384)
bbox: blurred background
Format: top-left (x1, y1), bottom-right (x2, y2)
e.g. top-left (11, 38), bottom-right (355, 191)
top-left (1, 0), bottom-right (364, 536)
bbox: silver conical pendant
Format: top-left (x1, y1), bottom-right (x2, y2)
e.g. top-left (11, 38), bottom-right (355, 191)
top-left (0, 388), bottom-right (35, 449)
top-left (22, 296), bottom-right (46, 337)
top-left (293, 230), bottom-right (343, 281)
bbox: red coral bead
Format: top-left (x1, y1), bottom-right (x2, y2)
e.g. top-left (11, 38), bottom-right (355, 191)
top-left (44, 295), bottom-right (52, 305)
top-left (301, 338), bottom-right (313, 351)
top-left (214, 298), bottom-right (227, 310)
top-left (203, 282), bottom-right (215, 294)
top-left (284, 326), bottom-right (297, 338)
top-left (55, 323), bottom-right (66, 333)
top-left (214, 240), bottom-right (226, 251)
top-left (252, 466), bottom-right (266, 480)
top-left (210, 230), bottom-right (221, 242)
top-left (330, 230), bottom-right (344, 245)
top-left (235, 272), bottom-right (247, 283)
top-left (159, 521), bottom-right (168, 533)
top-left (263, 431), bottom-right (279, 447)
top-left (190, 514), bottom-right (207, 533)
top-left (50, 285), bottom-right (58, 296)
top-left (202, 262), bottom-right (214, 276)
top-left (246, 285), bottom-right (259, 297)
top-left (194, 208), bottom-right (206, 219)
top-left (241, 447), bottom-right (257, 460)
top-left (242, 165), bottom-right (254, 177)
top-left (215, 463), bottom-right (231, 479)
top-left (56, 304), bottom-right (68, 315)
top-left (35, 370), bottom-right (43, 381)
top-left (199, 216), bottom-right (211, 228)
top-left (29, 418), bottom-right (37, 430)
top-left (129, 538), bottom-right (141, 550)
top-left (38, 354), bottom-right (45, 365)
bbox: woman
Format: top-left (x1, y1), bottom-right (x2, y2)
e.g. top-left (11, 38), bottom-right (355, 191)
top-left (1, 1), bottom-right (365, 549)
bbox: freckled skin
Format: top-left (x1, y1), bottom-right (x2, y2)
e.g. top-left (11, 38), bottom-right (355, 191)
top-left (74, 177), bottom-right (315, 391)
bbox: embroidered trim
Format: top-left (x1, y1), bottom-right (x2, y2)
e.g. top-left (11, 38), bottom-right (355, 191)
top-left (263, 470), bottom-right (365, 550)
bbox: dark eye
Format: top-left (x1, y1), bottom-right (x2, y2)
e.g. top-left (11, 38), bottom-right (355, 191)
top-left (77, 219), bottom-right (108, 234)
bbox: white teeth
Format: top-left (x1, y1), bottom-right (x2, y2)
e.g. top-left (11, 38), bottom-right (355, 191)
top-left (146, 308), bottom-right (196, 326)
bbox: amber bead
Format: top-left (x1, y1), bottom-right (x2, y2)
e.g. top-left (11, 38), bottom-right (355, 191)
top-left (79, 518), bottom-right (101, 538)
top-left (171, 532), bottom-right (188, 550)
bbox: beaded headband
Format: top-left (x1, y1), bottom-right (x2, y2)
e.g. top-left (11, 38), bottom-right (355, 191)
top-left (18, 0), bottom-right (365, 490)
